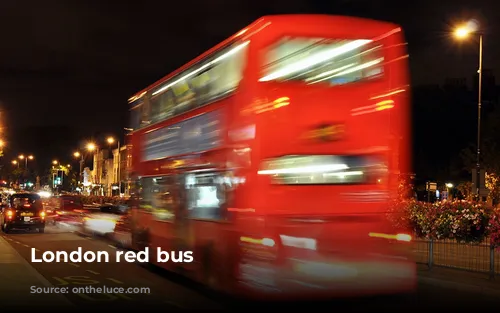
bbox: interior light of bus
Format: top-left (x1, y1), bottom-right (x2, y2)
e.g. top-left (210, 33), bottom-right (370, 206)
top-left (323, 170), bottom-right (363, 178)
top-left (369, 232), bottom-right (412, 242)
top-left (327, 58), bottom-right (384, 79)
top-left (305, 63), bottom-right (355, 84)
top-left (259, 39), bottom-right (372, 82)
top-left (240, 236), bottom-right (276, 247)
top-left (152, 41), bottom-right (250, 96)
top-left (258, 164), bottom-right (348, 175)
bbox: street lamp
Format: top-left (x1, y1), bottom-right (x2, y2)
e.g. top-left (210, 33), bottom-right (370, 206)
top-left (19, 154), bottom-right (34, 168)
top-left (107, 136), bottom-right (121, 195)
top-left (453, 20), bottom-right (483, 199)
top-left (52, 160), bottom-right (58, 166)
top-left (11, 160), bottom-right (19, 168)
top-left (86, 142), bottom-right (96, 152)
top-left (445, 183), bottom-right (453, 201)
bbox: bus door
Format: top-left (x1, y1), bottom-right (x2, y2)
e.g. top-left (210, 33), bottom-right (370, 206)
top-left (172, 173), bottom-right (193, 269)
top-left (176, 171), bottom-right (232, 278)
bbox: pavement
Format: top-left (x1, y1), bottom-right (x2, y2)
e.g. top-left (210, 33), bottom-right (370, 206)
top-left (2, 225), bottom-right (500, 311)
top-left (0, 233), bottom-right (74, 310)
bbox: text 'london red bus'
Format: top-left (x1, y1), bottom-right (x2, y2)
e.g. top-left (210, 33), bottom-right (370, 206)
top-left (127, 14), bottom-right (415, 299)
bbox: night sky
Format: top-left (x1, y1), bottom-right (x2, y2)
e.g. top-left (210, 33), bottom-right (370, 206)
top-left (0, 0), bottom-right (498, 174)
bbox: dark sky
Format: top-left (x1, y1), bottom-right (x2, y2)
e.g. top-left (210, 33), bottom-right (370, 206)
top-left (0, 0), bottom-right (499, 170)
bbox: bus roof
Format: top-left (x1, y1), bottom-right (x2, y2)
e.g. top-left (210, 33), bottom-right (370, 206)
top-left (128, 14), bottom-right (400, 102)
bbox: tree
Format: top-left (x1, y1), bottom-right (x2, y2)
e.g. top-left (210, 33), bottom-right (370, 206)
top-left (459, 105), bottom-right (500, 203)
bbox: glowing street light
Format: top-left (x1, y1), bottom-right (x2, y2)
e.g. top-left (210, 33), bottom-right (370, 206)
top-left (18, 154), bottom-right (24, 160)
top-left (86, 143), bottom-right (96, 151)
top-left (73, 151), bottom-right (81, 158)
top-left (446, 183), bottom-right (453, 188)
top-left (106, 135), bottom-right (121, 195)
top-left (454, 27), bottom-right (470, 39)
top-left (453, 20), bottom-right (479, 39)
top-left (452, 20), bottom-right (483, 199)
top-left (52, 160), bottom-right (58, 165)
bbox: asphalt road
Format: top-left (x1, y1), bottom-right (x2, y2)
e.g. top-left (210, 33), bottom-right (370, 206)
top-left (4, 225), bottom-right (500, 311)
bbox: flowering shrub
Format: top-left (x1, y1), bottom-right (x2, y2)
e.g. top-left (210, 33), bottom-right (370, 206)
top-left (389, 199), bottom-right (495, 245)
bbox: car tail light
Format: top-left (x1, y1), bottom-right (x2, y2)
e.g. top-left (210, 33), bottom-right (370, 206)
top-left (6, 210), bottom-right (13, 219)
top-left (40, 211), bottom-right (46, 219)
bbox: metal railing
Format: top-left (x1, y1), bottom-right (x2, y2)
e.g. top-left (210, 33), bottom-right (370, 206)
top-left (413, 237), bottom-right (497, 278)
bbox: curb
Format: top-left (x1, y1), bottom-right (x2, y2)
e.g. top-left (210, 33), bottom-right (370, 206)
top-left (0, 236), bottom-right (76, 308)
top-left (418, 276), bottom-right (500, 297)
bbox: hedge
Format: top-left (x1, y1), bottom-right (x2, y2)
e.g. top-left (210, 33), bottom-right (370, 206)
top-left (387, 199), bottom-right (500, 247)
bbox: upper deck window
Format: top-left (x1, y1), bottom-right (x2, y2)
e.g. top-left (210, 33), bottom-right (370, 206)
top-left (129, 98), bottom-right (144, 130)
top-left (260, 37), bottom-right (384, 86)
top-left (129, 41), bottom-right (249, 130)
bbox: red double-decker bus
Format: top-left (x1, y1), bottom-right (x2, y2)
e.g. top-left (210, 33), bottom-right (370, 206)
top-left (128, 14), bottom-right (415, 299)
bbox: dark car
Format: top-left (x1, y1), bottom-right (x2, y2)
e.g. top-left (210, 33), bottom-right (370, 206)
top-left (45, 195), bottom-right (85, 225)
top-left (1, 193), bottom-right (46, 233)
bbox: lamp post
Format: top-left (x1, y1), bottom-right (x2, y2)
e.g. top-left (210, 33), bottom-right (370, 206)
top-left (446, 183), bottom-right (453, 200)
top-left (74, 142), bottom-right (96, 192)
top-left (73, 151), bottom-right (83, 187)
top-left (52, 160), bottom-right (58, 189)
top-left (107, 136), bottom-right (121, 196)
top-left (453, 20), bottom-right (483, 199)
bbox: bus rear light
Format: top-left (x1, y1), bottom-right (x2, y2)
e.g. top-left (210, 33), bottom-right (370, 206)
top-left (369, 232), bottom-right (412, 242)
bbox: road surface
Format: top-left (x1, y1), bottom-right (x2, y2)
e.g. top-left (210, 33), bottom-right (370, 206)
top-left (3, 226), bottom-right (500, 311)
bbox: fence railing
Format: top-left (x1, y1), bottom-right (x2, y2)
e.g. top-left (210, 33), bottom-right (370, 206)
top-left (413, 237), bottom-right (497, 278)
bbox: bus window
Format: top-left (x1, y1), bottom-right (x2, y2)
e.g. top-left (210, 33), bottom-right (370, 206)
top-left (148, 41), bottom-right (249, 123)
top-left (260, 37), bottom-right (384, 86)
top-left (150, 89), bottom-right (176, 122)
top-left (129, 99), bottom-right (143, 130)
top-left (139, 176), bottom-right (175, 221)
top-left (185, 172), bottom-right (228, 220)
